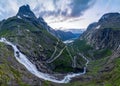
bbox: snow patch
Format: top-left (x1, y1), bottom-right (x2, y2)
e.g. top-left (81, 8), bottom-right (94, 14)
top-left (17, 16), bottom-right (22, 19)
top-left (26, 29), bottom-right (30, 32)
top-left (23, 15), bottom-right (29, 17)
top-left (38, 45), bottom-right (42, 48)
top-left (63, 40), bottom-right (74, 44)
top-left (95, 25), bottom-right (101, 29)
top-left (117, 45), bottom-right (120, 50)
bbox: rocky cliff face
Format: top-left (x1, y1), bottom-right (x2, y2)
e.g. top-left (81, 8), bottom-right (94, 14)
top-left (81, 13), bottom-right (120, 52)
top-left (68, 13), bottom-right (120, 86)
top-left (17, 5), bottom-right (36, 19)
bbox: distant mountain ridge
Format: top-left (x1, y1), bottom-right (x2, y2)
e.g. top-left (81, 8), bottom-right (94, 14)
top-left (16, 4), bottom-right (76, 41)
top-left (64, 29), bottom-right (85, 34)
top-left (37, 17), bottom-right (77, 41)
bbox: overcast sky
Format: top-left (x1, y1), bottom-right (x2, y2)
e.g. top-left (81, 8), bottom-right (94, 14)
top-left (0, 0), bottom-right (120, 29)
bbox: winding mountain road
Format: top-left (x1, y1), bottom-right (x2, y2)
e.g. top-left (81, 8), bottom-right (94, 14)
top-left (47, 46), bottom-right (66, 63)
top-left (46, 40), bottom-right (59, 63)
top-left (0, 38), bottom-right (89, 83)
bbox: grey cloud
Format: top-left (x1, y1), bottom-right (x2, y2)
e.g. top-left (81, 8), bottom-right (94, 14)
top-left (0, 0), bottom-right (19, 20)
top-left (69, 0), bottom-right (95, 17)
top-left (0, 0), bottom-right (95, 20)
top-left (34, 0), bottom-right (95, 18)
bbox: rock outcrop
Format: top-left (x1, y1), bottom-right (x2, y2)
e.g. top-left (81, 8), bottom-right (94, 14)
top-left (81, 13), bottom-right (120, 51)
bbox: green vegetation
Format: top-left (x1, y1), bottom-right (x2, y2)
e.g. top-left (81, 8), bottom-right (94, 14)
top-left (73, 39), bottom-right (92, 52)
top-left (0, 16), bottom-right (61, 60)
top-left (54, 66), bottom-right (74, 73)
top-left (52, 57), bottom-right (119, 86)
top-left (67, 39), bottom-right (93, 57)
top-left (0, 43), bottom-right (31, 86)
top-left (0, 16), bottom-right (80, 74)
top-left (52, 47), bottom-right (73, 73)
top-left (104, 28), bottom-right (120, 30)
top-left (43, 81), bottom-right (51, 86)
top-left (45, 46), bottom-right (118, 86)
top-left (49, 39), bottom-right (91, 73)
top-left (104, 57), bottom-right (120, 86)
top-left (63, 81), bottom-right (102, 86)
top-left (93, 49), bottom-right (112, 59)
top-left (88, 57), bottom-right (109, 75)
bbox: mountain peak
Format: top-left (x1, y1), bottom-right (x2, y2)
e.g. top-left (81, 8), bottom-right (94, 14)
top-left (99, 12), bottom-right (120, 22)
top-left (102, 12), bottom-right (119, 18)
top-left (16, 4), bottom-right (36, 19)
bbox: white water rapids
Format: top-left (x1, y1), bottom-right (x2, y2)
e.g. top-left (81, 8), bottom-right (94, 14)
top-left (0, 38), bottom-right (89, 83)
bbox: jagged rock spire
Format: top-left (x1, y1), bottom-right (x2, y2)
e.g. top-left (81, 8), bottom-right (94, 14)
top-left (16, 4), bottom-right (36, 19)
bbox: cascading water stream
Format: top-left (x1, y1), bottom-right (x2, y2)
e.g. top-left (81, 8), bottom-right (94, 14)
top-left (0, 38), bottom-right (89, 83)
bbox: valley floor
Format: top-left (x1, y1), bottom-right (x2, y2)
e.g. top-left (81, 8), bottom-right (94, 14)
top-left (0, 38), bottom-right (120, 86)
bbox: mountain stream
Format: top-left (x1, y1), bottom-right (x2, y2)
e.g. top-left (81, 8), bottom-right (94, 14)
top-left (0, 38), bottom-right (89, 83)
